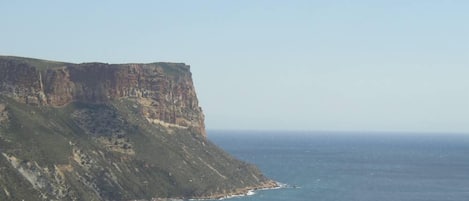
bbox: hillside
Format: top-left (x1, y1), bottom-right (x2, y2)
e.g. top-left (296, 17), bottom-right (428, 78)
top-left (0, 56), bottom-right (276, 201)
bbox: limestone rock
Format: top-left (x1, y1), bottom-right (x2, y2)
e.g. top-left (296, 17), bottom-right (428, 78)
top-left (0, 57), bottom-right (205, 136)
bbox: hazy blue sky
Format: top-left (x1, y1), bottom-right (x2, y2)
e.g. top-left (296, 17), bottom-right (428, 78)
top-left (1, 1), bottom-right (468, 133)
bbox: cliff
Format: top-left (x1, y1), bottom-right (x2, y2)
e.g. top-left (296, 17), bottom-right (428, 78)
top-left (0, 56), bottom-right (276, 201)
top-left (0, 56), bottom-right (205, 136)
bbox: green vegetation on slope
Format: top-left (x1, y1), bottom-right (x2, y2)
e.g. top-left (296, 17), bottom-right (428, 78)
top-left (0, 96), bottom-right (271, 201)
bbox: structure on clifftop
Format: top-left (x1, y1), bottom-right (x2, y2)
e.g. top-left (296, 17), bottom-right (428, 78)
top-left (0, 56), bottom-right (276, 201)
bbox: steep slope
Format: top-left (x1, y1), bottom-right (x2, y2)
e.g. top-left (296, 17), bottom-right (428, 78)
top-left (0, 56), bottom-right (276, 201)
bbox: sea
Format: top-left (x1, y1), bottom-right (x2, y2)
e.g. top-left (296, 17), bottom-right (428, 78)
top-left (207, 130), bottom-right (469, 201)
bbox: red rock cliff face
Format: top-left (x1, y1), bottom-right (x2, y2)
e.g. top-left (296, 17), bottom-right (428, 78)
top-left (0, 57), bottom-right (206, 136)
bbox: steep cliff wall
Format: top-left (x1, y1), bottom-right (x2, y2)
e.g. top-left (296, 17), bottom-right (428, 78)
top-left (0, 57), bottom-right (205, 136)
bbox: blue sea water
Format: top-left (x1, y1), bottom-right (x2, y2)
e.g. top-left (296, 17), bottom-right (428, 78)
top-left (208, 131), bottom-right (469, 201)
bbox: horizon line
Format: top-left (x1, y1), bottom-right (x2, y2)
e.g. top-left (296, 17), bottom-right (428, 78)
top-left (206, 129), bottom-right (469, 135)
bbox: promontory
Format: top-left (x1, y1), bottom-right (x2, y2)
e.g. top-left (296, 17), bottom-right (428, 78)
top-left (0, 56), bottom-right (276, 201)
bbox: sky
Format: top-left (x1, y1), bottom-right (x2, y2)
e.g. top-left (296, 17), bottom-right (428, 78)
top-left (1, 1), bottom-right (468, 133)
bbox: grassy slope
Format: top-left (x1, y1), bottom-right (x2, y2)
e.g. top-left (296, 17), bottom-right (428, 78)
top-left (0, 96), bottom-right (269, 201)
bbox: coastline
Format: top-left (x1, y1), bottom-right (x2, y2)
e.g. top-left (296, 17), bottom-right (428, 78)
top-left (191, 180), bottom-right (281, 200)
top-left (146, 180), bottom-right (281, 201)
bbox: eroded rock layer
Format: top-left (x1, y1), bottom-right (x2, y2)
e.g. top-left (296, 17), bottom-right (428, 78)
top-left (0, 57), bottom-right (205, 136)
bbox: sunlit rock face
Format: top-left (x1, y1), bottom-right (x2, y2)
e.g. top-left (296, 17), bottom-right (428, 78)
top-left (0, 57), bottom-right (205, 136)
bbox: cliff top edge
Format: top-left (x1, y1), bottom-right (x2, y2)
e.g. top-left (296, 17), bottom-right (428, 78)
top-left (0, 55), bottom-right (190, 71)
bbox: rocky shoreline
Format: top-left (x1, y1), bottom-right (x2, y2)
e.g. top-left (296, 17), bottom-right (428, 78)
top-left (143, 180), bottom-right (280, 201)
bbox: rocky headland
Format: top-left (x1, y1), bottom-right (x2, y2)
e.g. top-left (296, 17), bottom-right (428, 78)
top-left (0, 56), bottom-right (276, 201)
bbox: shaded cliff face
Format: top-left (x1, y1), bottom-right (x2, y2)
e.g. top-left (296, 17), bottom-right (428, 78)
top-left (0, 56), bottom-right (276, 201)
top-left (0, 57), bottom-right (205, 136)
